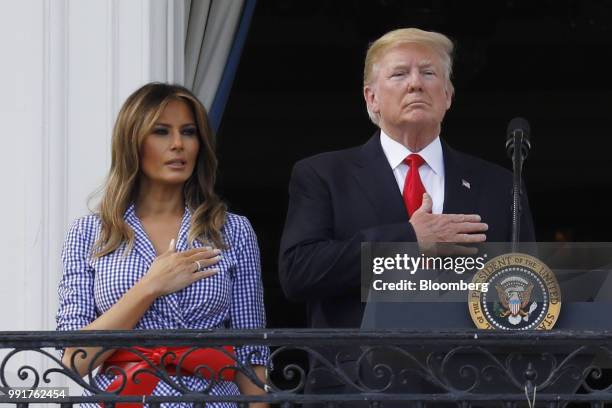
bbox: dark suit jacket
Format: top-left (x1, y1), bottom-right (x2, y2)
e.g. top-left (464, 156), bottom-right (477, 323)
top-left (279, 132), bottom-right (535, 329)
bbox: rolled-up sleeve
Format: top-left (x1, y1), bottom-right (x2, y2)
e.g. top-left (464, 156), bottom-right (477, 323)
top-left (228, 216), bottom-right (269, 367)
top-left (56, 218), bottom-right (97, 332)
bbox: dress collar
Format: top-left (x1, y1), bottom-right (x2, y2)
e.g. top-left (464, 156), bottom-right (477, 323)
top-left (124, 202), bottom-right (193, 262)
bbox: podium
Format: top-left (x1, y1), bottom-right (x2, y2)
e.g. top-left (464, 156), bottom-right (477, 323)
top-left (359, 243), bottom-right (612, 399)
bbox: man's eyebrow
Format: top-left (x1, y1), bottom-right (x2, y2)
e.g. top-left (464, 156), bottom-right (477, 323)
top-left (418, 60), bottom-right (435, 68)
top-left (388, 61), bottom-right (436, 70)
top-left (388, 63), bottom-right (410, 71)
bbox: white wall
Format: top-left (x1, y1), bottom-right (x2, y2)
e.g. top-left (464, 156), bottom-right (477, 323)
top-left (0, 0), bottom-right (185, 392)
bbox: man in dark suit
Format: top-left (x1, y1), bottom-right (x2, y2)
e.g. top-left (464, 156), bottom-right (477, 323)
top-left (278, 28), bottom-right (535, 398)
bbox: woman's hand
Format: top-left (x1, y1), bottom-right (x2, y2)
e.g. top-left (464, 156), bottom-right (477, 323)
top-left (140, 239), bottom-right (221, 297)
top-left (62, 239), bottom-right (221, 376)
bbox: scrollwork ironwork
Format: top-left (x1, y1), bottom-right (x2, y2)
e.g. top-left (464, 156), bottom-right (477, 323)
top-left (2, 330), bottom-right (612, 405)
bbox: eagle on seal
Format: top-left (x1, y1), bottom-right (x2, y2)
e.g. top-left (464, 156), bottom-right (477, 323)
top-left (496, 280), bottom-right (535, 325)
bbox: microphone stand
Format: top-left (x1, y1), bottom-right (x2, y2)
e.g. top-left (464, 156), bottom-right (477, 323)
top-left (511, 130), bottom-right (525, 253)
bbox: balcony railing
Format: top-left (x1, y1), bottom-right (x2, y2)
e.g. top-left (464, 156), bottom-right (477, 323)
top-left (1, 329), bottom-right (612, 407)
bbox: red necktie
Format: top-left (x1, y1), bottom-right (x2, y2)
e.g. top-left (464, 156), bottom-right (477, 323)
top-left (403, 154), bottom-right (426, 217)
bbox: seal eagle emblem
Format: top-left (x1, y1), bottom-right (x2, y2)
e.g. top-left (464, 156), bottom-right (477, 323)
top-left (495, 277), bottom-right (537, 325)
top-left (469, 253), bottom-right (561, 330)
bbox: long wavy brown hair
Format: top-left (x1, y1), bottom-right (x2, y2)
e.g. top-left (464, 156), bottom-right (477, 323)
top-left (93, 83), bottom-right (227, 258)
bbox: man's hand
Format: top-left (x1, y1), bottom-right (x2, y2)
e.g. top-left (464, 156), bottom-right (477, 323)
top-left (409, 193), bottom-right (488, 253)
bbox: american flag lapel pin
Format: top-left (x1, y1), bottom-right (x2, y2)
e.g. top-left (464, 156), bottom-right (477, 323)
top-left (462, 179), bottom-right (471, 189)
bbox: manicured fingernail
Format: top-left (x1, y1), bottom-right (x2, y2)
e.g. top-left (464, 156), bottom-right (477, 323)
top-left (213, 249), bottom-right (221, 254)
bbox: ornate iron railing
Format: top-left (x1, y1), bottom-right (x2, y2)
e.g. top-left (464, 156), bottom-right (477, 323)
top-left (1, 329), bottom-right (612, 406)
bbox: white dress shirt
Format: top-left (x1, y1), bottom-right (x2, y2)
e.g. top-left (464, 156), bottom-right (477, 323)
top-left (379, 130), bottom-right (445, 214)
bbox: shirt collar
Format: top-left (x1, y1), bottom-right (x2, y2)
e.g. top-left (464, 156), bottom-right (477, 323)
top-left (124, 202), bottom-right (193, 250)
top-left (379, 130), bottom-right (444, 176)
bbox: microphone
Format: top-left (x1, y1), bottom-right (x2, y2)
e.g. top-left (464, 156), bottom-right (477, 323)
top-left (505, 117), bottom-right (531, 249)
top-left (505, 117), bottom-right (531, 160)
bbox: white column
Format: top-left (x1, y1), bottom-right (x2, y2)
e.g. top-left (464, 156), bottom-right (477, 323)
top-left (0, 0), bottom-right (47, 332)
top-left (149, 0), bottom-right (187, 84)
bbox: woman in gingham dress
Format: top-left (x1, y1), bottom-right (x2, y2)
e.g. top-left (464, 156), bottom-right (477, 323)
top-left (56, 83), bottom-right (269, 407)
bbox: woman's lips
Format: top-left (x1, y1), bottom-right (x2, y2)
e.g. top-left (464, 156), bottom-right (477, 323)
top-left (165, 159), bottom-right (187, 169)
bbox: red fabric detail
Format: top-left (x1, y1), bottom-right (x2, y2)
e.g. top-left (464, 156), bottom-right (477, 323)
top-left (100, 345), bottom-right (236, 408)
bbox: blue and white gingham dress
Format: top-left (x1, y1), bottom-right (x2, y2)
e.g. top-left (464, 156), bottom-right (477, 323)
top-left (56, 203), bottom-right (269, 407)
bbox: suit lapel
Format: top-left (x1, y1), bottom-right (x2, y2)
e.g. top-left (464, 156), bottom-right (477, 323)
top-left (442, 143), bottom-right (477, 214)
top-left (351, 133), bottom-right (410, 224)
top-left (349, 135), bottom-right (478, 220)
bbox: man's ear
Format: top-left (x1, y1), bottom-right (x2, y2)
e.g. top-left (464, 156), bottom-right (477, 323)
top-left (364, 85), bottom-right (379, 113)
top-left (444, 84), bottom-right (453, 110)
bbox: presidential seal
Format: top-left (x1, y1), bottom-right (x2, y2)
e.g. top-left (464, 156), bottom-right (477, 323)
top-left (468, 253), bottom-right (561, 330)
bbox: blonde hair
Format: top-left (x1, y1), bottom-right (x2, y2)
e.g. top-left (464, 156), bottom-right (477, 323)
top-left (363, 28), bottom-right (455, 125)
top-left (93, 82), bottom-right (227, 258)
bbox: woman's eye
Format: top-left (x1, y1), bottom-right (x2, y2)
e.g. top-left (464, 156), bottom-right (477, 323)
top-left (153, 127), bottom-right (169, 135)
top-left (182, 127), bottom-right (198, 136)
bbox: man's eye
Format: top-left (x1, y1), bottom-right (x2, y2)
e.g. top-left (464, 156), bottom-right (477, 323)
top-left (391, 72), bottom-right (406, 78)
top-left (423, 70), bottom-right (436, 76)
